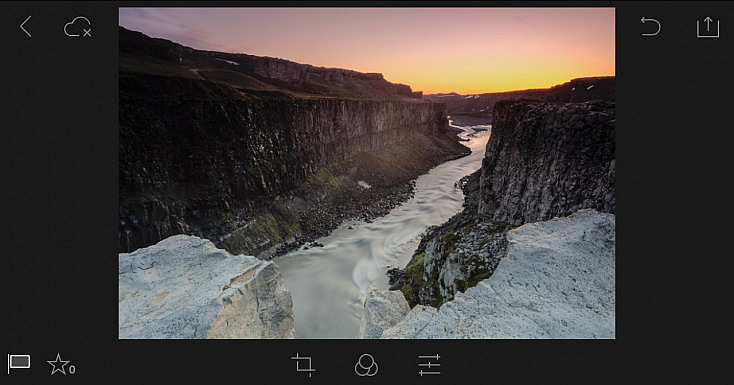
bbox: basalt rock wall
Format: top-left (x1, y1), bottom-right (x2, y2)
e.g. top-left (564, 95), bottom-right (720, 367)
top-left (395, 98), bottom-right (615, 307)
top-left (230, 54), bottom-right (417, 98)
top-left (119, 73), bottom-right (453, 254)
top-left (478, 99), bottom-right (616, 225)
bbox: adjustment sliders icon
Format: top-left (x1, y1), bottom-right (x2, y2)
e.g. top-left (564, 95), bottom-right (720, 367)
top-left (418, 354), bottom-right (441, 376)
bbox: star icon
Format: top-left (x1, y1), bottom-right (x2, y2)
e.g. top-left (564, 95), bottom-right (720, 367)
top-left (47, 353), bottom-right (69, 375)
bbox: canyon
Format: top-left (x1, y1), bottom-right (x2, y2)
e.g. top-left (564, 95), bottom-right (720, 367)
top-left (363, 94), bottom-right (616, 338)
top-left (119, 27), bottom-right (468, 258)
top-left (392, 97), bottom-right (615, 309)
top-left (118, 27), bottom-right (615, 339)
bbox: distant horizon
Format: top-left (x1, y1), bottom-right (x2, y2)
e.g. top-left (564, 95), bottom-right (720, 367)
top-left (119, 8), bottom-right (615, 94)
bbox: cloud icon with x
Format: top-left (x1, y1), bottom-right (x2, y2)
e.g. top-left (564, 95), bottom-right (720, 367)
top-left (64, 16), bottom-right (92, 37)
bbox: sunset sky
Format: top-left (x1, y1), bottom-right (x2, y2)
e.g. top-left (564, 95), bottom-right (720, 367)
top-left (119, 8), bottom-right (615, 94)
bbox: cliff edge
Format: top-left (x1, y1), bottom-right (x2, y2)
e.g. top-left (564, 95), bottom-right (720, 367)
top-left (118, 27), bottom-right (469, 257)
top-left (375, 209), bottom-right (615, 339)
top-left (394, 97), bottom-right (615, 307)
top-left (119, 235), bottom-right (296, 338)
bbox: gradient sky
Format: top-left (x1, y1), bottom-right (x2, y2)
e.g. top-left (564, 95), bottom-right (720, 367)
top-left (119, 8), bottom-right (615, 94)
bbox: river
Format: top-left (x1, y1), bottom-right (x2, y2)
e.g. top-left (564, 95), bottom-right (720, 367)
top-left (274, 119), bottom-right (491, 338)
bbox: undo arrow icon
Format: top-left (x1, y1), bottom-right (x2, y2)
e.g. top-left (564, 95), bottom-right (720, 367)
top-left (20, 15), bottom-right (31, 37)
top-left (641, 17), bottom-right (661, 36)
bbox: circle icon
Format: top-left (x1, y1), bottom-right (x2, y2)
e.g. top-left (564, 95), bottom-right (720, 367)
top-left (354, 353), bottom-right (378, 377)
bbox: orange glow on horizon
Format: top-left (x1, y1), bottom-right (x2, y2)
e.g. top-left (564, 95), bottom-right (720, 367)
top-left (119, 8), bottom-right (615, 94)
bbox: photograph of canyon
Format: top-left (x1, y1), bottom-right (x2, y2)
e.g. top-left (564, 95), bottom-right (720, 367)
top-left (118, 8), bottom-right (615, 339)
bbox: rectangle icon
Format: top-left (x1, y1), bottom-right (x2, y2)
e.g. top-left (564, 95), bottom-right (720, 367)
top-left (8, 354), bottom-right (31, 374)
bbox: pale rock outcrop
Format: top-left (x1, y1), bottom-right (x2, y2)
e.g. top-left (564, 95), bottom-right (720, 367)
top-left (359, 288), bottom-right (411, 338)
top-left (119, 235), bottom-right (296, 339)
top-left (380, 209), bottom-right (615, 338)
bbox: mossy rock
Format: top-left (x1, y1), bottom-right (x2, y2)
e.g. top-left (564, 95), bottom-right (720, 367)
top-left (406, 251), bottom-right (425, 270)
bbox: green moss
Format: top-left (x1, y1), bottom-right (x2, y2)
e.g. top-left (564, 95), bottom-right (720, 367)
top-left (406, 252), bottom-right (425, 270)
top-left (258, 212), bottom-right (280, 238)
top-left (220, 209), bottom-right (301, 256)
top-left (304, 159), bottom-right (351, 191)
top-left (281, 214), bottom-right (302, 237)
top-left (401, 259), bottom-right (426, 304)
top-left (401, 247), bottom-right (446, 308)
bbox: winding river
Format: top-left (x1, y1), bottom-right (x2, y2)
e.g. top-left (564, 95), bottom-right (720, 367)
top-left (274, 119), bottom-right (490, 338)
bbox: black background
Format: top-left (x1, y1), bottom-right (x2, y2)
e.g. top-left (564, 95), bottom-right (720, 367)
top-left (3, 1), bottom-right (732, 383)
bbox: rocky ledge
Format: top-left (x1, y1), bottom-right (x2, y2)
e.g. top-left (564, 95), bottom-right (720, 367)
top-left (359, 288), bottom-right (411, 339)
top-left (119, 235), bottom-right (295, 339)
top-left (367, 209), bottom-right (615, 339)
top-left (395, 98), bottom-right (615, 307)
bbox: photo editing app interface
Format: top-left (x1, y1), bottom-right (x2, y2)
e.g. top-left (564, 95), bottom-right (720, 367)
top-left (117, 6), bottom-right (616, 340)
top-left (6, 2), bottom-right (732, 382)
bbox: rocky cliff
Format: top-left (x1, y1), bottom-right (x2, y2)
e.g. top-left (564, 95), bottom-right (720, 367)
top-left (119, 27), bottom-right (469, 256)
top-left (375, 210), bottom-right (615, 339)
top-left (225, 54), bottom-right (418, 99)
top-left (478, 99), bottom-right (616, 223)
top-left (119, 235), bottom-right (296, 339)
top-left (119, 27), bottom-right (421, 101)
top-left (393, 97), bottom-right (615, 307)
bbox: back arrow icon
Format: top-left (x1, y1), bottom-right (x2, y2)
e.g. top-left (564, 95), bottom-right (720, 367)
top-left (641, 17), bottom-right (661, 37)
top-left (20, 15), bottom-right (32, 37)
